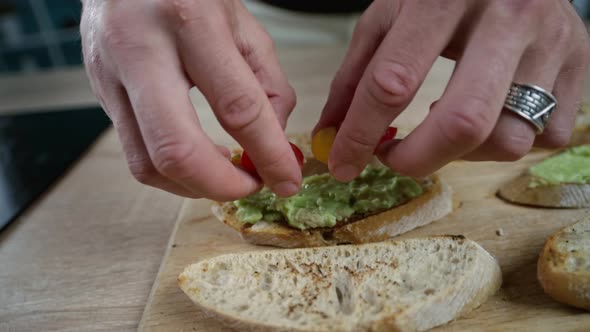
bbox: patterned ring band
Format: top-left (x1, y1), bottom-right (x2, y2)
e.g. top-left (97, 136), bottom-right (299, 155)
top-left (504, 83), bottom-right (558, 134)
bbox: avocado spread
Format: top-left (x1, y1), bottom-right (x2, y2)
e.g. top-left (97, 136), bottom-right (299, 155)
top-left (529, 144), bottom-right (590, 187)
top-left (234, 166), bottom-right (424, 230)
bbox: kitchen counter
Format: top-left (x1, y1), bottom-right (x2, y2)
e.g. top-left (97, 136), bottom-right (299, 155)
top-left (1, 45), bottom-right (589, 331)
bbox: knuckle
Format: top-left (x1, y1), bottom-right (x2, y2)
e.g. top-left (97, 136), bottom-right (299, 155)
top-left (100, 25), bottom-right (149, 57)
top-left (342, 131), bottom-right (377, 154)
top-left (367, 60), bottom-right (419, 110)
top-left (152, 138), bottom-right (197, 178)
top-left (100, 25), bottom-right (126, 49)
top-left (414, 0), bottom-right (466, 17)
top-left (216, 91), bottom-right (264, 133)
top-left (258, 31), bottom-right (276, 53)
top-left (438, 97), bottom-right (495, 147)
top-left (153, 0), bottom-right (192, 22)
top-left (254, 146), bottom-right (293, 176)
top-left (152, 0), bottom-right (180, 17)
top-left (154, 0), bottom-right (217, 32)
top-left (84, 50), bottom-right (108, 82)
top-left (495, 0), bottom-right (546, 17)
top-left (547, 21), bottom-right (572, 47)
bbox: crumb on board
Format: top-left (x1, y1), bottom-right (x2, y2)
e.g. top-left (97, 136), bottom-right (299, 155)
top-left (496, 228), bottom-right (504, 236)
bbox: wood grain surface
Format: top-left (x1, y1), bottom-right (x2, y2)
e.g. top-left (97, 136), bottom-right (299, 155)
top-left (138, 53), bottom-right (590, 330)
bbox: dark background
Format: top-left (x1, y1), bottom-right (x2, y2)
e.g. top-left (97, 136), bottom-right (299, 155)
top-left (0, 0), bottom-right (82, 73)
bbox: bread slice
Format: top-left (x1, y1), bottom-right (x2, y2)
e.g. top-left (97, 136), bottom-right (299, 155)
top-left (497, 172), bottom-right (590, 208)
top-left (538, 215), bottom-right (590, 310)
top-left (178, 236), bottom-right (502, 332)
top-left (216, 134), bottom-right (453, 248)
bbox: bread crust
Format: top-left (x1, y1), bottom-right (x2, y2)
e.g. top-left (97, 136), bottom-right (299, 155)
top-left (537, 216), bottom-right (590, 311)
top-left (497, 172), bottom-right (590, 208)
top-left (212, 174), bottom-right (453, 248)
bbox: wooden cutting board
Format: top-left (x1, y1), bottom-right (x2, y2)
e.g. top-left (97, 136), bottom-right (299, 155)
top-left (138, 148), bottom-right (590, 331)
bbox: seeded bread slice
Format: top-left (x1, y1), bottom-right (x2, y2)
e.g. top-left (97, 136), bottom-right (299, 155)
top-left (538, 215), bottom-right (590, 310)
top-left (178, 236), bottom-right (502, 332)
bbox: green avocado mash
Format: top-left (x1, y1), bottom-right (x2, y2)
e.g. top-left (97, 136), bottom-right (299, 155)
top-left (529, 144), bottom-right (590, 187)
top-left (234, 166), bottom-right (424, 230)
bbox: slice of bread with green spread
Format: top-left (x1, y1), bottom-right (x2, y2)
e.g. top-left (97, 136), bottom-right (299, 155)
top-left (213, 135), bottom-right (453, 248)
top-left (178, 236), bottom-right (502, 332)
top-left (538, 215), bottom-right (590, 310)
top-left (497, 145), bottom-right (590, 208)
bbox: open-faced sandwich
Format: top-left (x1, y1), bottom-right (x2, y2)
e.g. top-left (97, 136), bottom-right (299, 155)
top-left (213, 129), bottom-right (453, 248)
top-left (498, 144), bottom-right (590, 208)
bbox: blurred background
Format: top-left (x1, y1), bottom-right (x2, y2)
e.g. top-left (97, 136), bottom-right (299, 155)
top-left (0, 0), bottom-right (82, 74)
top-left (0, 0), bottom-right (588, 74)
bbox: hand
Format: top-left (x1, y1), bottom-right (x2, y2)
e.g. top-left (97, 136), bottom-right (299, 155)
top-left (315, 0), bottom-right (590, 181)
top-left (80, 0), bottom-right (300, 201)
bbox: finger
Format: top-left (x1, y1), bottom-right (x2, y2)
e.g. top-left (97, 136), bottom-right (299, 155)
top-left (461, 111), bottom-right (536, 161)
top-left (535, 7), bottom-right (590, 148)
top-left (216, 144), bottom-right (232, 159)
top-left (314, 0), bottom-right (395, 133)
top-left (380, 8), bottom-right (530, 177)
top-left (177, 17), bottom-right (302, 196)
top-left (99, 81), bottom-right (200, 198)
top-left (329, 1), bottom-right (466, 181)
top-left (236, 8), bottom-right (296, 128)
top-left (536, 65), bottom-right (587, 148)
top-left (464, 37), bottom-right (564, 160)
top-left (119, 49), bottom-right (261, 202)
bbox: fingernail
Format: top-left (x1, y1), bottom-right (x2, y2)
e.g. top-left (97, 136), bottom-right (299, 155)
top-left (332, 164), bottom-right (359, 182)
top-left (272, 181), bottom-right (299, 197)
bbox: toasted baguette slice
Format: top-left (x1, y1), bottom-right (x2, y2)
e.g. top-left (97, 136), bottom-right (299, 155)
top-left (538, 215), bottom-right (590, 310)
top-left (178, 236), bottom-right (502, 332)
top-left (497, 172), bottom-right (590, 208)
top-left (213, 173), bottom-right (452, 248)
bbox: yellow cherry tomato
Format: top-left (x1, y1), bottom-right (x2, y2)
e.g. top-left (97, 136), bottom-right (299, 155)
top-left (231, 153), bottom-right (242, 166)
top-left (312, 127), bottom-right (337, 165)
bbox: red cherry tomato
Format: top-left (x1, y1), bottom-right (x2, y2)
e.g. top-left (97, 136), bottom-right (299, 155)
top-left (375, 126), bottom-right (398, 152)
top-left (240, 150), bottom-right (258, 177)
top-left (240, 142), bottom-right (305, 177)
top-left (290, 142), bottom-right (305, 168)
top-left (379, 126), bottom-right (398, 145)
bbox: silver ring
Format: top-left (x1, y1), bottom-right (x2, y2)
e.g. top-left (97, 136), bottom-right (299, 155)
top-left (504, 83), bottom-right (557, 134)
